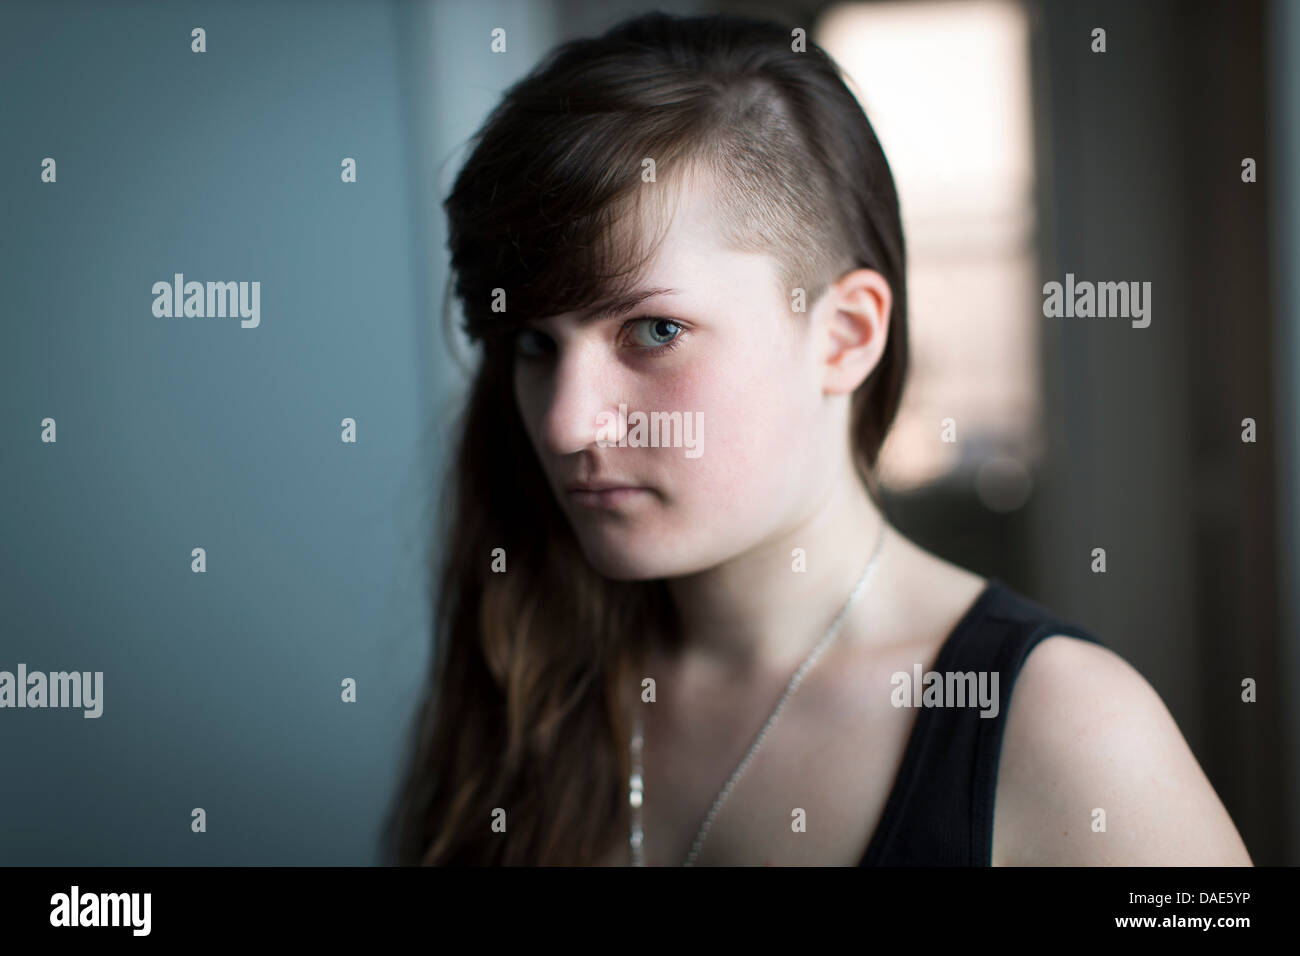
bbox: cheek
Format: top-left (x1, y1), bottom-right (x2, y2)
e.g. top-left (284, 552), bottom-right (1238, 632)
top-left (657, 333), bottom-right (817, 511)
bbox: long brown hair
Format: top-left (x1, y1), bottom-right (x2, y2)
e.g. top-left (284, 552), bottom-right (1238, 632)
top-left (382, 11), bottom-right (909, 866)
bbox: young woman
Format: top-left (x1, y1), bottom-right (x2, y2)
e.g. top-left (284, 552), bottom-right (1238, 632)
top-left (384, 11), bottom-right (1252, 867)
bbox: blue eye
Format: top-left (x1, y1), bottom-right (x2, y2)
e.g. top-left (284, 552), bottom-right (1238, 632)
top-left (626, 317), bottom-right (685, 352)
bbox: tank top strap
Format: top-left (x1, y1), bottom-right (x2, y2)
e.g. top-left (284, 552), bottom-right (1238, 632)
top-left (861, 578), bottom-right (1107, 865)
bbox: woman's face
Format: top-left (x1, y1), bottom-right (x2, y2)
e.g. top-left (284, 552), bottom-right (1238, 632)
top-left (512, 173), bottom-right (851, 580)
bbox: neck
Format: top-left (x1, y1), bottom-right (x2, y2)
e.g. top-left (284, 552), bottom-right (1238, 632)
top-left (661, 459), bottom-right (890, 683)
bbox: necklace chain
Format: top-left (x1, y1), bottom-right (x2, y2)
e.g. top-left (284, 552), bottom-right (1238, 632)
top-left (629, 519), bottom-right (888, 866)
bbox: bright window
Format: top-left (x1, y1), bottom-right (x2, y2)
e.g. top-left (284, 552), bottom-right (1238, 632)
top-left (817, 0), bottom-right (1040, 511)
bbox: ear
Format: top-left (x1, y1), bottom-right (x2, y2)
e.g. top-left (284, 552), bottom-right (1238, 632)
top-left (817, 268), bottom-right (891, 395)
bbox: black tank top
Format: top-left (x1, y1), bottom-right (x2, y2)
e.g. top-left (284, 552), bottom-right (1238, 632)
top-left (859, 577), bottom-right (1106, 866)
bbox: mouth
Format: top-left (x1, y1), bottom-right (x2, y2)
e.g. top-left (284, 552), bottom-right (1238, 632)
top-left (564, 481), bottom-right (654, 509)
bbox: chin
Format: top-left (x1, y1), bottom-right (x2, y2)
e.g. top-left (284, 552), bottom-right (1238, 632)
top-left (576, 541), bottom-right (671, 581)
top-left (568, 530), bottom-right (682, 581)
top-left (572, 527), bottom-right (730, 582)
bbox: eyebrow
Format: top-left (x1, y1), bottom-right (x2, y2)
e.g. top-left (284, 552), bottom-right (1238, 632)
top-left (571, 287), bottom-right (682, 324)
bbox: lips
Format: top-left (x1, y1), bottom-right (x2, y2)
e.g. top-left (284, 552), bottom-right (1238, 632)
top-left (564, 479), bottom-right (639, 493)
top-left (563, 479), bottom-right (653, 509)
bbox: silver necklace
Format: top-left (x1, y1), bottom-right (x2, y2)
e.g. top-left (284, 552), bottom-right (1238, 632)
top-left (629, 519), bottom-right (889, 866)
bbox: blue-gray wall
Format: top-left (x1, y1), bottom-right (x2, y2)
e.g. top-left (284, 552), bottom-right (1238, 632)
top-left (1, 0), bottom-right (448, 865)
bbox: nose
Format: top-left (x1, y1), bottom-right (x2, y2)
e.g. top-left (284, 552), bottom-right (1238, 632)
top-left (538, 341), bottom-right (622, 457)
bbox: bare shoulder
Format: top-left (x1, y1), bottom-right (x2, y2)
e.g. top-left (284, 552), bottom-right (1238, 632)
top-left (991, 634), bottom-right (1253, 866)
